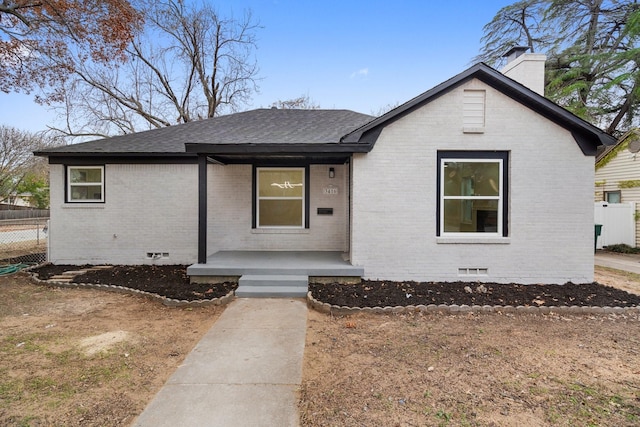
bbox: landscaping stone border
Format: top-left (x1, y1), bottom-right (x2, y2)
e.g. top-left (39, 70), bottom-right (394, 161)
top-left (306, 291), bottom-right (640, 316)
top-left (27, 264), bottom-right (234, 308)
top-left (22, 263), bottom-right (640, 313)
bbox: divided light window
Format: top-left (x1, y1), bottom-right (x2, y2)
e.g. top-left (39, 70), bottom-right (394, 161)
top-left (256, 168), bottom-right (305, 227)
top-left (438, 152), bottom-right (508, 236)
top-left (67, 166), bottom-right (104, 202)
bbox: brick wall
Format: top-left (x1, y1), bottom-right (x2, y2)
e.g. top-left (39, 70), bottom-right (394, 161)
top-left (351, 78), bottom-right (594, 284)
top-left (206, 164), bottom-right (348, 252)
top-left (49, 163), bottom-right (199, 264)
top-left (50, 162), bottom-right (351, 264)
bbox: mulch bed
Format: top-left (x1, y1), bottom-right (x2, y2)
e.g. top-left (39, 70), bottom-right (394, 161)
top-left (31, 264), bottom-right (236, 302)
top-left (30, 264), bottom-right (640, 307)
top-left (309, 280), bottom-right (640, 308)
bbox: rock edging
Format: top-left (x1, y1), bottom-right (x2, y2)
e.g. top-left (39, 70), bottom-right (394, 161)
top-left (306, 292), bottom-right (640, 315)
top-left (28, 267), bottom-right (234, 308)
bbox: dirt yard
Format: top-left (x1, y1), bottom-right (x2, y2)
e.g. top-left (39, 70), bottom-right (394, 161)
top-left (300, 268), bottom-right (640, 427)
top-left (0, 273), bottom-right (223, 426)
top-left (0, 267), bottom-right (639, 426)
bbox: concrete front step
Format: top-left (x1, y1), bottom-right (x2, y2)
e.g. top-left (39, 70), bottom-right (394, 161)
top-left (236, 274), bottom-right (308, 298)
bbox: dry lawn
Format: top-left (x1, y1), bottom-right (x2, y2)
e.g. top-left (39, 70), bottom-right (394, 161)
top-left (300, 268), bottom-right (640, 427)
top-left (1, 266), bottom-right (640, 426)
top-left (0, 272), bottom-right (222, 426)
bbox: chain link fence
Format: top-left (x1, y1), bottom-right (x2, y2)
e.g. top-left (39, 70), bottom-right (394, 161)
top-left (0, 218), bottom-right (48, 265)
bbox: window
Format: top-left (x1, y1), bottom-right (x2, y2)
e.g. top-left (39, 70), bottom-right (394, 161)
top-left (605, 191), bottom-right (621, 203)
top-left (438, 152), bottom-right (508, 236)
top-left (67, 166), bottom-right (104, 202)
top-left (256, 167), bottom-right (305, 227)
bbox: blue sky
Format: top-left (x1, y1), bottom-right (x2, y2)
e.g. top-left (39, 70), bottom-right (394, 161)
top-left (1, 0), bottom-right (513, 133)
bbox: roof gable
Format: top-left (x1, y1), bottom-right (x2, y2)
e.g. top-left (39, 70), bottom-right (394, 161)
top-left (341, 63), bottom-right (616, 155)
top-left (596, 128), bottom-right (640, 167)
top-left (35, 63), bottom-right (615, 159)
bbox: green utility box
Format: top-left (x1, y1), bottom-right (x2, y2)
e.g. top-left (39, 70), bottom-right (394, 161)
top-left (595, 224), bottom-right (603, 253)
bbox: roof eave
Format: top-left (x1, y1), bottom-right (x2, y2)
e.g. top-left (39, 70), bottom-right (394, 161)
top-left (34, 150), bottom-right (195, 157)
top-left (184, 142), bottom-right (372, 154)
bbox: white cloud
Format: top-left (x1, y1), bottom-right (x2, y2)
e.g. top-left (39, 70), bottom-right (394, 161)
top-left (350, 68), bottom-right (369, 79)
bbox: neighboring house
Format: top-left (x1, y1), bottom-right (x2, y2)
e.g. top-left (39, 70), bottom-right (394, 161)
top-left (594, 128), bottom-right (640, 247)
top-left (35, 50), bottom-right (615, 285)
top-left (2, 192), bottom-right (35, 208)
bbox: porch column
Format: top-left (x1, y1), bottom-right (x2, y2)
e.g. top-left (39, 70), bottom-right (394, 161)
top-left (198, 154), bottom-right (207, 264)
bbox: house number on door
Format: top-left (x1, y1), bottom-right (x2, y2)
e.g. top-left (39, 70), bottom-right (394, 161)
top-left (323, 186), bottom-right (338, 195)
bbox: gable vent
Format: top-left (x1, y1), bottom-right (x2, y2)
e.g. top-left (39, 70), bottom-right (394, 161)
top-left (463, 89), bottom-right (485, 133)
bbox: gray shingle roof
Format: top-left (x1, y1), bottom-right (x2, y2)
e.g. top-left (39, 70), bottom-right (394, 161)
top-left (36, 109), bottom-right (375, 156)
top-left (36, 63), bottom-right (616, 159)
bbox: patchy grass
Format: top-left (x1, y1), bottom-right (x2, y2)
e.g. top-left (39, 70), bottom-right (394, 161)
top-left (598, 265), bottom-right (640, 282)
top-left (301, 264), bottom-right (640, 427)
top-left (0, 273), bottom-right (224, 426)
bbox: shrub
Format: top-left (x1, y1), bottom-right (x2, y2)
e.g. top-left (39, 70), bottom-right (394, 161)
top-left (606, 244), bottom-right (640, 254)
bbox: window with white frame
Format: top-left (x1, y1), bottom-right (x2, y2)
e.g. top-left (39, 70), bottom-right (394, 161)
top-left (438, 152), bottom-right (508, 236)
top-left (67, 166), bottom-right (104, 202)
top-left (256, 167), bottom-right (305, 227)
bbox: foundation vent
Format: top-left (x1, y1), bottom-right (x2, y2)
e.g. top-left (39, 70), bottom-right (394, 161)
top-left (458, 267), bottom-right (488, 276)
top-left (146, 252), bottom-right (169, 260)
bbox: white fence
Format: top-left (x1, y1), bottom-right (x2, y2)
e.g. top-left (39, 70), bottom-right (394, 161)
top-left (594, 202), bottom-right (636, 249)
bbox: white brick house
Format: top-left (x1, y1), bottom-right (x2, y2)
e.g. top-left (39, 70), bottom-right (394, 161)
top-left (36, 53), bottom-right (615, 284)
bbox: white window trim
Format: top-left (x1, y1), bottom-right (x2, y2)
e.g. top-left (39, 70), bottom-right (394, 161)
top-left (256, 167), bottom-right (305, 228)
top-left (440, 158), bottom-right (503, 237)
top-left (67, 166), bottom-right (104, 203)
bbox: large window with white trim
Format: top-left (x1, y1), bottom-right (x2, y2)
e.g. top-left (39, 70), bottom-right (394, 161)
top-left (438, 152), bottom-right (508, 236)
top-left (256, 167), bottom-right (305, 227)
top-left (67, 166), bottom-right (104, 202)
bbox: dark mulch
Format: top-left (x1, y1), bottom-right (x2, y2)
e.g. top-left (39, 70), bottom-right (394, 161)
top-left (31, 264), bottom-right (236, 302)
top-left (30, 264), bottom-right (640, 307)
top-left (309, 280), bottom-right (640, 308)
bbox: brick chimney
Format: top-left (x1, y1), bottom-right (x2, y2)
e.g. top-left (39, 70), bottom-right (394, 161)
top-left (500, 46), bottom-right (546, 96)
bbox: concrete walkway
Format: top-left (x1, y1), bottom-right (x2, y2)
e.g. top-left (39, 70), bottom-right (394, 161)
top-left (133, 298), bottom-right (307, 427)
top-left (595, 252), bottom-right (640, 275)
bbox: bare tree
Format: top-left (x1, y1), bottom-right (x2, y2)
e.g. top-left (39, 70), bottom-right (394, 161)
top-left (270, 94), bottom-right (320, 109)
top-left (0, 125), bottom-right (52, 203)
top-left (371, 101), bottom-right (401, 117)
top-left (53, 0), bottom-right (260, 139)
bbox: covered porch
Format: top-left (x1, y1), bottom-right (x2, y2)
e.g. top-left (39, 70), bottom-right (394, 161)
top-left (187, 250), bottom-right (364, 277)
top-left (183, 109), bottom-right (374, 297)
top-left (187, 250), bottom-right (364, 298)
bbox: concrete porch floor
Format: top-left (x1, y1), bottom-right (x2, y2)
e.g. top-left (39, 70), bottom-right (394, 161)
top-left (186, 250), bottom-right (364, 278)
